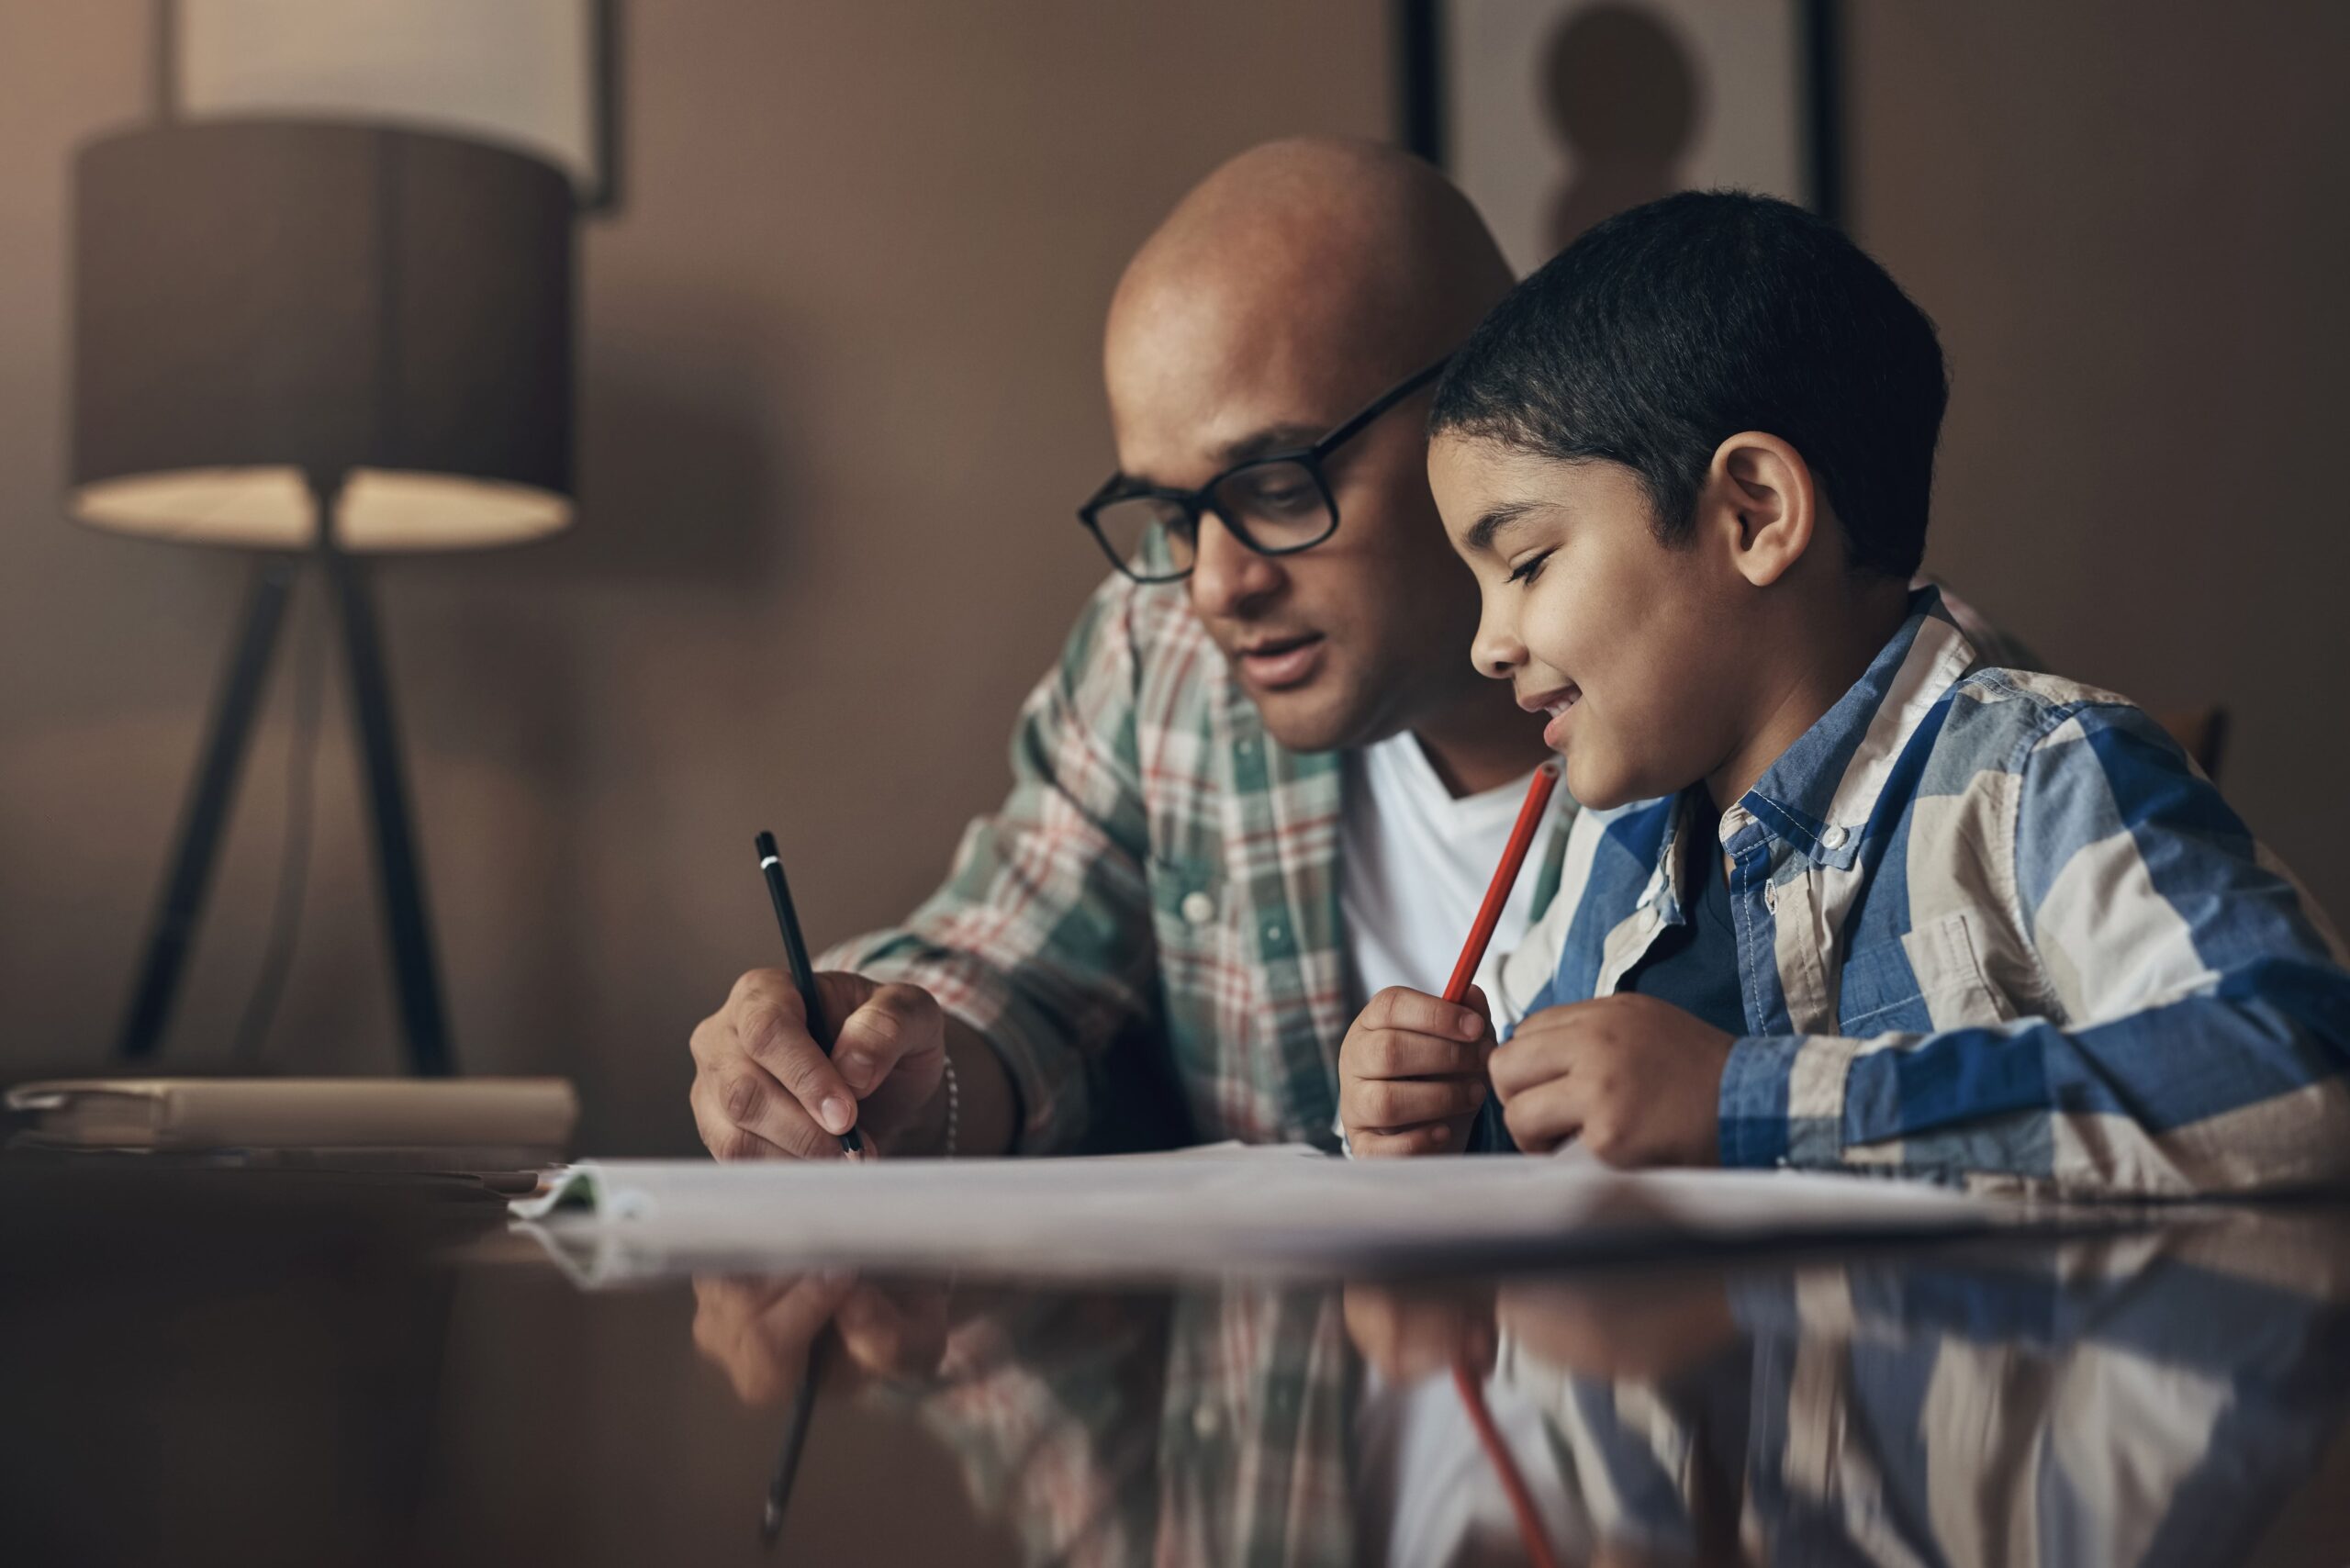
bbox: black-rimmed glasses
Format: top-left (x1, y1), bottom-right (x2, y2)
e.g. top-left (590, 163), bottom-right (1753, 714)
top-left (1077, 355), bottom-right (1451, 584)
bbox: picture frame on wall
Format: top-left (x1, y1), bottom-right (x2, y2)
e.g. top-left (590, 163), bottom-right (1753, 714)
top-left (1395, 0), bottom-right (1840, 277)
top-left (154, 0), bottom-right (621, 211)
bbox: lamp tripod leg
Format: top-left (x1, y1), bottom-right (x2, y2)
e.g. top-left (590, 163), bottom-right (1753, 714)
top-left (321, 540), bottom-right (455, 1078)
top-left (114, 554), bottom-right (299, 1060)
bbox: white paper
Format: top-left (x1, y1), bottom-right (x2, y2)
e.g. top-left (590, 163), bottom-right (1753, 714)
top-left (510, 1145), bottom-right (2028, 1286)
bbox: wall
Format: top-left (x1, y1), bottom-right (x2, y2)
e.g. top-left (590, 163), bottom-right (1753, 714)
top-left (0, 0), bottom-right (1393, 1151)
top-left (1851, 0), bottom-right (2350, 924)
top-left (2, 2), bottom-right (2344, 1159)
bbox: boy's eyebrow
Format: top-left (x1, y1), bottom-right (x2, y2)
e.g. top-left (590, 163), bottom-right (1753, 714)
top-left (1462, 501), bottom-right (1543, 554)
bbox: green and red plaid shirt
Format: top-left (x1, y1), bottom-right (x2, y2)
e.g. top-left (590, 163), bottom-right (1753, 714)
top-left (827, 573), bottom-right (1512, 1153)
top-left (828, 573), bottom-right (2021, 1155)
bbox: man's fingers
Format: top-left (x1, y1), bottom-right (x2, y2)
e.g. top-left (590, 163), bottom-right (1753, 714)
top-left (689, 1069), bottom-right (788, 1160)
top-left (1362, 986), bottom-right (1488, 1043)
top-left (1345, 1075), bottom-right (1487, 1132)
top-left (829, 982), bottom-right (940, 1096)
top-left (736, 991), bottom-right (859, 1137)
top-left (834, 1282), bottom-right (950, 1380)
top-left (691, 1271), bottom-right (858, 1406)
top-left (690, 1064), bottom-right (843, 1161)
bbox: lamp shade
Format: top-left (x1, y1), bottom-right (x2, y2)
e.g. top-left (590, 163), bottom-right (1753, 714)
top-left (70, 119), bottom-right (575, 552)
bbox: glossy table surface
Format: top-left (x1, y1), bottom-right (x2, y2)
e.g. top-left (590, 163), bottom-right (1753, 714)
top-left (6, 1157), bottom-right (2348, 1567)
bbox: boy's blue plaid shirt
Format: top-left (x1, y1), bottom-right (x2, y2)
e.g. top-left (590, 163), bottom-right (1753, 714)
top-left (1487, 586), bottom-right (2350, 1194)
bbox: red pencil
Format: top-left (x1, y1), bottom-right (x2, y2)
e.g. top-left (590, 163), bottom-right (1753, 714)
top-left (1441, 759), bottom-right (1561, 1005)
top-left (1444, 757), bottom-right (1567, 1568)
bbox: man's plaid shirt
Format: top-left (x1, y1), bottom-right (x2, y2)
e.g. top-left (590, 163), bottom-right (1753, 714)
top-left (827, 572), bottom-right (1468, 1152)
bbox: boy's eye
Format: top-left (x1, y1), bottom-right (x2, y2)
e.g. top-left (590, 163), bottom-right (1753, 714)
top-left (1505, 550), bottom-right (1551, 587)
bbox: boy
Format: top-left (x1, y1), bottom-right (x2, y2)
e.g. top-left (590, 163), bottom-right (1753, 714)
top-left (1339, 191), bottom-right (2350, 1195)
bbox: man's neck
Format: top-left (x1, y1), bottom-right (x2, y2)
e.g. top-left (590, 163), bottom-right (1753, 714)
top-left (1405, 676), bottom-right (1553, 798)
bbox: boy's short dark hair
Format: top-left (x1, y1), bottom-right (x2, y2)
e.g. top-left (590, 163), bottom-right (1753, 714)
top-left (1430, 191), bottom-right (1947, 579)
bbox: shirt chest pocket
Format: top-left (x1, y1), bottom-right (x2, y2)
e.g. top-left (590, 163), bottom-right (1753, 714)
top-left (1836, 912), bottom-right (2015, 1035)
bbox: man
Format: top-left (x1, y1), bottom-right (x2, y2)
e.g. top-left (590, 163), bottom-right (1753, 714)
top-left (688, 136), bottom-right (1558, 1161)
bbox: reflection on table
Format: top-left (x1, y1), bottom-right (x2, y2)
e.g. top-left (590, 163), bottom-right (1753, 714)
top-left (6, 1159), bottom-right (2348, 1567)
top-left (697, 1213), bottom-right (2350, 1567)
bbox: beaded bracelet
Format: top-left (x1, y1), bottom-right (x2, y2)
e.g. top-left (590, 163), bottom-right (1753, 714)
top-left (939, 1050), bottom-right (960, 1159)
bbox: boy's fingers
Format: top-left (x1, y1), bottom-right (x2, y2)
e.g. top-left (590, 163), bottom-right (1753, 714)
top-left (1364, 986), bottom-right (1488, 1043)
top-left (1348, 1122), bottom-right (1464, 1158)
top-left (1502, 1077), bottom-right (1583, 1155)
top-left (1346, 1076), bottom-right (1487, 1132)
top-left (1489, 1025), bottom-right (1583, 1098)
top-left (1355, 1027), bottom-right (1490, 1081)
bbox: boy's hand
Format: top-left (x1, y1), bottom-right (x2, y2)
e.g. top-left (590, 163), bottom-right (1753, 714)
top-left (1492, 993), bottom-right (1734, 1165)
top-left (1342, 1281), bottom-right (1498, 1383)
top-left (1340, 985), bottom-right (1495, 1156)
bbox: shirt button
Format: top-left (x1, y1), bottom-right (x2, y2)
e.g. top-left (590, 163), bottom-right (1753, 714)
top-left (1820, 824), bottom-right (1848, 850)
top-left (1262, 922), bottom-right (1285, 945)
top-left (1181, 890), bottom-right (1217, 926)
top-left (1193, 1405), bottom-right (1221, 1438)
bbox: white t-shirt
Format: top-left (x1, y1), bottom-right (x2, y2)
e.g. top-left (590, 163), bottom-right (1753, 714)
top-left (1339, 731), bottom-right (1563, 1012)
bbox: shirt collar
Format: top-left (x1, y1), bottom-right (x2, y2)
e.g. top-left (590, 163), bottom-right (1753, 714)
top-left (1731, 585), bottom-right (1981, 871)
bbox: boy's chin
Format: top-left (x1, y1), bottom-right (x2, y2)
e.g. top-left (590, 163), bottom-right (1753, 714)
top-left (1563, 750), bottom-right (1666, 813)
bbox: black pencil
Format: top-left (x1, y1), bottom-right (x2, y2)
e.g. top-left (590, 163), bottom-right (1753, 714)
top-left (754, 830), bottom-right (861, 1156)
top-left (751, 830), bottom-right (856, 1551)
top-left (763, 1334), bottom-right (827, 1546)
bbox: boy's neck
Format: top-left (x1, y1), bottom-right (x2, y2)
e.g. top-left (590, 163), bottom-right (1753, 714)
top-left (1706, 578), bottom-right (1916, 812)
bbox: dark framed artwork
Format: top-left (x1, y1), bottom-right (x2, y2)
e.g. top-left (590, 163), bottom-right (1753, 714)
top-left (154, 0), bottom-right (622, 212)
top-left (1396, 0), bottom-right (1841, 274)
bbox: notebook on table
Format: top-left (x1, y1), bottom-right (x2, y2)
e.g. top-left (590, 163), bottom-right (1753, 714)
top-left (5, 1077), bottom-right (578, 1176)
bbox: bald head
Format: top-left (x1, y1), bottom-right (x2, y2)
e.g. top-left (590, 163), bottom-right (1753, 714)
top-left (1109, 137), bottom-right (1514, 415)
top-left (1097, 139), bottom-right (1525, 763)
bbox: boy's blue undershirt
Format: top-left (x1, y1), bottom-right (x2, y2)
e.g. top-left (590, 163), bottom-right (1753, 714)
top-left (1472, 786), bottom-right (1745, 1155)
top-left (1616, 788), bottom-right (1747, 1036)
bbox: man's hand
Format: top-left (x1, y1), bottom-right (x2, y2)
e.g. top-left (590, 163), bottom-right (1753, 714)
top-left (689, 969), bottom-right (948, 1160)
top-left (1491, 993), bottom-right (1733, 1165)
top-left (1339, 985), bottom-right (1494, 1157)
top-left (691, 1272), bottom-right (951, 1406)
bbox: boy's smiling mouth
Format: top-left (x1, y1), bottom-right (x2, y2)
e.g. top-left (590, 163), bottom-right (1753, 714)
top-left (1518, 683), bottom-right (1583, 746)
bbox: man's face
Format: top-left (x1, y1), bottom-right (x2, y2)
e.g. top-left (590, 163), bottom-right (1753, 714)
top-left (1428, 434), bottom-right (1747, 810)
top-left (1103, 322), bottom-right (1482, 755)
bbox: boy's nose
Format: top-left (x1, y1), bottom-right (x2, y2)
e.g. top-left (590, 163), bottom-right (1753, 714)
top-left (1471, 604), bottom-right (1525, 680)
top-left (1188, 512), bottom-right (1284, 620)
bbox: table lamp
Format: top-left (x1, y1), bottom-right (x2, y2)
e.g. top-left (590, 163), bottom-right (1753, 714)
top-left (70, 119), bottom-right (576, 1074)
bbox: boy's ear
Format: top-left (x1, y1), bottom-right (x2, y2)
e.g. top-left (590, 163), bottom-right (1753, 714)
top-left (1702, 432), bottom-right (1818, 588)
